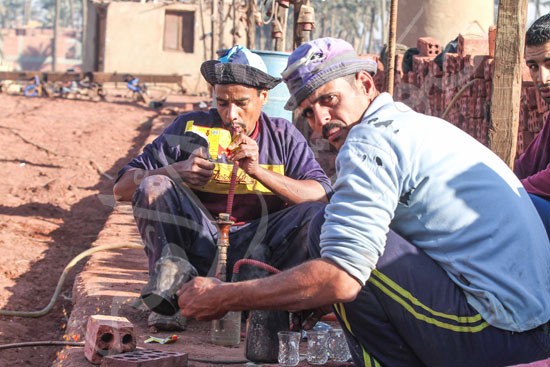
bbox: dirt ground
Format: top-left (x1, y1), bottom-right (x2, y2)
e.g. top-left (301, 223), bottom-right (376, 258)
top-left (0, 92), bottom-right (341, 367)
top-left (0, 93), bottom-right (158, 366)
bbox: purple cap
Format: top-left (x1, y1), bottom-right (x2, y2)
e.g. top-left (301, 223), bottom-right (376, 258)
top-left (281, 38), bottom-right (377, 110)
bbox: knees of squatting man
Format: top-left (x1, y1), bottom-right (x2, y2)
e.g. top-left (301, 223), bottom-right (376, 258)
top-left (133, 175), bottom-right (176, 206)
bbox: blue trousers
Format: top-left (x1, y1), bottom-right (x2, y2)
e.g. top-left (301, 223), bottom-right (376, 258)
top-left (308, 208), bottom-right (550, 367)
top-left (132, 175), bottom-right (324, 279)
top-left (529, 193), bottom-right (550, 239)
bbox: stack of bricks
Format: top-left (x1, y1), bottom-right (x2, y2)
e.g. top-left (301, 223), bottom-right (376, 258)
top-left (390, 27), bottom-right (548, 156)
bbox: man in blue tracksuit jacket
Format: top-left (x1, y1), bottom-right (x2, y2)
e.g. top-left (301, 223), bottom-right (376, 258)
top-left (177, 38), bottom-right (550, 366)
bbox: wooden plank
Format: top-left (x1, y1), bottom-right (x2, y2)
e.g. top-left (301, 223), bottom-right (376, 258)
top-left (43, 72), bottom-right (83, 82)
top-left (488, 0), bottom-right (528, 168)
top-left (90, 72), bottom-right (183, 84)
top-left (0, 71), bottom-right (41, 81)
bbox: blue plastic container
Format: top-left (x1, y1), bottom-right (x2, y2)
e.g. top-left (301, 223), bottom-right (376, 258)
top-left (253, 50), bottom-right (292, 122)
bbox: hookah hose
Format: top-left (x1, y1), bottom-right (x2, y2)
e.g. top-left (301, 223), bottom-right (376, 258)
top-left (232, 259), bottom-right (281, 275)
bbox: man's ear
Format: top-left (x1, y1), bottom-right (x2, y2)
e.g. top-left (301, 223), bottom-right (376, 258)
top-left (356, 71), bottom-right (377, 100)
top-left (260, 89), bottom-right (269, 106)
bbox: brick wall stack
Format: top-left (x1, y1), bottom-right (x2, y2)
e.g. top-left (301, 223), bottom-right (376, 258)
top-left (388, 27), bottom-right (548, 157)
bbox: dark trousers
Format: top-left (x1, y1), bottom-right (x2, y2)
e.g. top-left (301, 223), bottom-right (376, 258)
top-left (132, 175), bottom-right (324, 279)
top-left (308, 208), bottom-right (550, 367)
top-left (529, 193), bottom-right (550, 240)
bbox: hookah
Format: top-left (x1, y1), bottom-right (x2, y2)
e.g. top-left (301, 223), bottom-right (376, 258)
top-left (210, 126), bottom-right (243, 346)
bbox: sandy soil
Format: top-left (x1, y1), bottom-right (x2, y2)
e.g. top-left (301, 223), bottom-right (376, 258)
top-left (0, 94), bottom-right (157, 366)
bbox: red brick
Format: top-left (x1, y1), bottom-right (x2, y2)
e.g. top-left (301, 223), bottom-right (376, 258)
top-left (101, 349), bottom-right (188, 367)
top-left (474, 79), bottom-right (486, 98)
top-left (528, 110), bottom-right (543, 132)
top-left (488, 26), bottom-right (497, 58)
top-left (519, 105), bottom-right (529, 131)
top-left (85, 315), bottom-right (136, 365)
top-left (417, 37), bottom-right (441, 58)
top-left (443, 53), bottom-right (459, 74)
top-left (458, 34), bottom-right (489, 57)
top-left (527, 87), bottom-right (539, 110)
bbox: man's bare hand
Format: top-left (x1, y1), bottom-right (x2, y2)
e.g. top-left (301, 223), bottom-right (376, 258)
top-left (290, 305), bottom-right (333, 331)
top-left (228, 133), bottom-right (260, 176)
top-left (169, 147), bottom-right (214, 186)
top-left (177, 277), bottom-right (227, 321)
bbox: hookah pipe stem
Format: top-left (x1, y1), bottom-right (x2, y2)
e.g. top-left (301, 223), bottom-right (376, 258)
top-left (225, 161), bottom-right (239, 216)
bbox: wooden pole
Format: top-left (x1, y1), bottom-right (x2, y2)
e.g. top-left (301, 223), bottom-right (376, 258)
top-left (212, 0), bottom-right (218, 59)
top-left (274, 4), bottom-right (288, 52)
top-left (385, 0), bottom-right (398, 96)
top-left (246, 0), bottom-right (256, 49)
top-left (232, 0), bottom-right (237, 46)
top-left (82, 0), bottom-right (87, 54)
top-left (293, 0), bottom-right (311, 49)
top-left (218, 0), bottom-right (224, 51)
top-left (488, 0), bottom-right (528, 168)
top-left (199, 0), bottom-right (208, 62)
top-left (52, 0), bottom-right (61, 71)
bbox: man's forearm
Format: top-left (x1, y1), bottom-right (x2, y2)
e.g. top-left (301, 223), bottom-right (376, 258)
top-left (251, 167), bottom-right (329, 204)
top-left (178, 259), bottom-right (362, 320)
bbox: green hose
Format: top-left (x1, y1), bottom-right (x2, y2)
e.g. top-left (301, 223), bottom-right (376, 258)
top-left (0, 243), bottom-right (144, 317)
top-left (0, 243), bottom-right (253, 365)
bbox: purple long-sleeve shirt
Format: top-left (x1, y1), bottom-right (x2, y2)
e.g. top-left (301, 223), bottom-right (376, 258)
top-left (514, 113), bottom-right (550, 199)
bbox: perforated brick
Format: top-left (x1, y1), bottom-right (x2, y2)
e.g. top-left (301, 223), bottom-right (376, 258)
top-left (85, 315), bottom-right (136, 365)
top-left (417, 37), bottom-right (441, 58)
top-left (100, 349), bottom-right (188, 367)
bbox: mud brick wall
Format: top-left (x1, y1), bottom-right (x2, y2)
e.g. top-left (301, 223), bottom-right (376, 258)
top-left (385, 28), bottom-right (549, 157)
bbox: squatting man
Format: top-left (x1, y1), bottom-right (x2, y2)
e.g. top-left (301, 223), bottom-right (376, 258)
top-left (113, 45), bottom-right (332, 331)
top-left (178, 37), bottom-right (550, 366)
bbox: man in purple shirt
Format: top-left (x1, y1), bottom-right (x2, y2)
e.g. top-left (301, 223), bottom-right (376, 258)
top-left (113, 45), bottom-right (331, 330)
top-left (515, 14), bottom-right (550, 237)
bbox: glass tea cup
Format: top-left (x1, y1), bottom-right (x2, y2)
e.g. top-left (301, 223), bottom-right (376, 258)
top-left (277, 331), bottom-right (301, 366)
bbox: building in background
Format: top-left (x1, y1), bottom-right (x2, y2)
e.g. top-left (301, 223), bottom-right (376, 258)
top-left (83, 0), bottom-right (244, 95)
top-left (0, 27), bottom-right (81, 71)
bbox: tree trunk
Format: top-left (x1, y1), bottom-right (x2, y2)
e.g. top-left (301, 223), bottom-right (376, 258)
top-left (358, 8), bottom-right (368, 53)
top-left (212, 0), bottom-right (218, 59)
top-left (82, 0), bottom-right (87, 50)
top-left (199, 0), bottom-right (208, 61)
top-left (53, 0), bottom-right (61, 71)
top-left (218, 0), bottom-right (225, 50)
top-left (274, 5), bottom-right (288, 52)
top-left (23, 0), bottom-right (32, 26)
top-left (367, 6), bottom-right (376, 54)
top-left (69, 0), bottom-right (75, 28)
top-left (293, 0), bottom-right (311, 49)
top-left (246, 0), bottom-right (256, 49)
top-left (330, 11), bottom-right (335, 37)
top-left (381, 0), bottom-right (387, 45)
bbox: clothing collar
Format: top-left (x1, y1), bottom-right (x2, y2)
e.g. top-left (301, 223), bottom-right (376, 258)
top-left (249, 120), bottom-right (260, 140)
top-left (361, 92), bottom-right (398, 122)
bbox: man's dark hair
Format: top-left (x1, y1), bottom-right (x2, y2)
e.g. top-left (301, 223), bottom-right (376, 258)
top-left (526, 14), bottom-right (550, 46)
